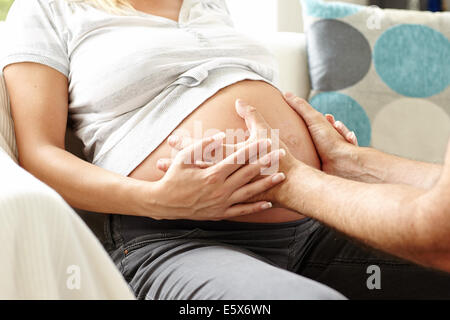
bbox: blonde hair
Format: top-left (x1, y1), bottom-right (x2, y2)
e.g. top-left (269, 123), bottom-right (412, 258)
top-left (67, 0), bottom-right (135, 15)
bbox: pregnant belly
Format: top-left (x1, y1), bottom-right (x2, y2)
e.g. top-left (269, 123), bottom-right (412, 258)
top-left (129, 80), bottom-right (321, 223)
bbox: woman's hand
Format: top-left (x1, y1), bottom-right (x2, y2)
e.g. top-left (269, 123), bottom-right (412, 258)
top-left (159, 100), bottom-right (300, 206)
top-left (283, 93), bottom-right (359, 177)
top-left (144, 133), bottom-right (287, 221)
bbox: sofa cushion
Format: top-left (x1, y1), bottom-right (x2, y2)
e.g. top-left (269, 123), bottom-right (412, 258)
top-left (0, 74), bottom-right (17, 162)
top-left (0, 20), bottom-right (17, 161)
top-left (301, 0), bottom-right (450, 162)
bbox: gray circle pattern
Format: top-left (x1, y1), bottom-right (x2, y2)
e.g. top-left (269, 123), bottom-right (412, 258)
top-left (307, 19), bottom-right (372, 91)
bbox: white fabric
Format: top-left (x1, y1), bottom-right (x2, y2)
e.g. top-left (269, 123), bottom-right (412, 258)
top-left (0, 21), bottom-right (17, 162)
top-left (277, 0), bottom-right (369, 33)
top-left (0, 75), bottom-right (134, 299)
top-left (0, 74), bottom-right (16, 162)
top-left (0, 148), bottom-right (134, 300)
top-left (63, 32), bottom-right (311, 159)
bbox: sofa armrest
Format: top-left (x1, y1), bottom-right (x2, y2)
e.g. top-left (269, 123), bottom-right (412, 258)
top-left (256, 32), bottom-right (311, 100)
top-left (0, 75), bottom-right (17, 162)
top-left (0, 146), bottom-right (133, 299)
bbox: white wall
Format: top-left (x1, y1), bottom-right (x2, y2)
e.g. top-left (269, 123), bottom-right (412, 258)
top-left (227, 0), bottom-right (448, 34)
top-left (226, 0), bottom-right (278, 34)
top-left (277, 0), bottom-right (369, 32)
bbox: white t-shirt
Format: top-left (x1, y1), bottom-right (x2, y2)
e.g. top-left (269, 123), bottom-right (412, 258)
top-left (0, 0), bottom-right (278, 176)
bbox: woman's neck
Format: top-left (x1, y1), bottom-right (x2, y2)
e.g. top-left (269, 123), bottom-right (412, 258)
top-left (128, 0), bottom-right (184, 22)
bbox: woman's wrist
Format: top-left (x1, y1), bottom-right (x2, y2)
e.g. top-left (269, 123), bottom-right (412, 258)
top-left (126, 178), bottom-right (165, 219)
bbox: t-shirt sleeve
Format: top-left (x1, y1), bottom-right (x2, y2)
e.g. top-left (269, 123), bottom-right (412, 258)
top-left (0, 0), bottom-right (69, 77)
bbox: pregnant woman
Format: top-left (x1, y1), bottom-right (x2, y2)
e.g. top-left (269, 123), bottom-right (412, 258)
top-left (3, 0), bottom-right (449, 300)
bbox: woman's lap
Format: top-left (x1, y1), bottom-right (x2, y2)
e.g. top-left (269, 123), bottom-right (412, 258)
top-left (120, 240), bottom-right (343, 300)
top-left (107, 216), bottom-right (450, 300)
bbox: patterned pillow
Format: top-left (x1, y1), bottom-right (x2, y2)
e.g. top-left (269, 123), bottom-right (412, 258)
top-left (301, 0), bottom-right (450, 162)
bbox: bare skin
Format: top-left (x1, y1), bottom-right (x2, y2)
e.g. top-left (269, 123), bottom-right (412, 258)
top-left (234, 96), bottom-right (450, 272)
top-left (128, 0), bottom-right (184, 22)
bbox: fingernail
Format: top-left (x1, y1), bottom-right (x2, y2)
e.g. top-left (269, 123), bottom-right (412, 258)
top-left (279, 149), bottom-right (287, 157)
top-left (168, 136), bottom-right (179, 145)
top-left (157, 159), bottom-right (167, 169)
top-left (284, 92), bottom-right (294, 99)
top-left (261, 202), bottom-right (273, 210)
top-left (272, 172), bottom-right (286, 183)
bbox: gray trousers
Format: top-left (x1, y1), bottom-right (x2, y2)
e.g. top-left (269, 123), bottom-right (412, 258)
top-left (105, 215), bottom-right (450, 300)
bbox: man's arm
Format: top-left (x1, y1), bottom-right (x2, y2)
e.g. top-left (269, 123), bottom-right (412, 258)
top-left (236, 100), bottom-right (450, 272)
top-left (283, 93), bottom-right (443, 190)
top-left (279, 160), bottom-right (450, 272)
top-left (348, 147), bottom-right (442, 189)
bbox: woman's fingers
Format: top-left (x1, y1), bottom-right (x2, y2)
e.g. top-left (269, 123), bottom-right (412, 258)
top-left (168, 133), bottom-right (250, 164)
top-left (178, 132), bottom-right (226, 164)
top-left (212, 139), bottom-right (272, 178)
top-left (228, 172), bottom-right (286, 205)
top-left (160, 138), bottom-right (271, 172)
top-left (168, 135), bottom-right (195, 151)
top-left (194, 160), bottom-right (215, 169)
top-left (223, 201), bottom-right (273, 219)
top-left (225, 148), bottom-right (286, 189)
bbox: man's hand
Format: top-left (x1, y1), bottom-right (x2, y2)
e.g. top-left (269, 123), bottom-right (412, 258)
top-left (283, 93), bottom-right (359, 178)
top-left (234, 99), bottom-right (303, 205)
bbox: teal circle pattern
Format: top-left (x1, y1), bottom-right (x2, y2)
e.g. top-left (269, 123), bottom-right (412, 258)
top-left (310, 92), bottom-right (372, 147)
top-left (301, 0), bottom-right (362, 19)
top-left (374, 24), bottom-right (450, 98)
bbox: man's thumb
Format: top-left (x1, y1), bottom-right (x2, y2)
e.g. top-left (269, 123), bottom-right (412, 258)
top-left (235, 99), bottom-right (270, 134)
top-left (284, 93), bottom-right (323, 127)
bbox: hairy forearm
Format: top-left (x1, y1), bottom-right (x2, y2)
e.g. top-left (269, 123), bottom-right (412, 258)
top-left (20, 145), bottom-right (153, 216)
top-left (336, 147), bottom-right (442, 189)
top-left (279, 162), bottom-right (446, 267)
